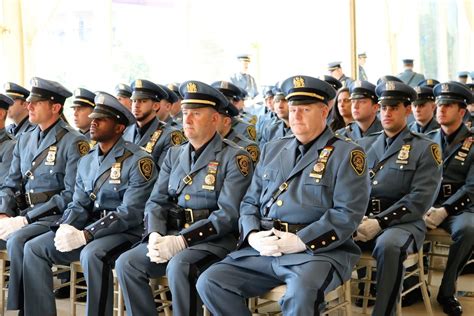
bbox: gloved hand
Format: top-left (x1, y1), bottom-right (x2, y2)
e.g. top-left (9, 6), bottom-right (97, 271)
top-left (146, 232), bottom-right (167, 264)
top-left (154, 235), bottom-right (187, 261)
top-left (424, 207), bottom-right (448, 230)
top-left (356, 218), bottom-right (381, 241)
top-left (262, 228), bottom-right (306, 255)
top-left (54, 224), bottom-right (87, 252)
top-left (0, 216), bottom-right (28, 240)
top-left (248, 230), bottom-right (280, 256)
top-left (353, 216), bottom-right (369, 242)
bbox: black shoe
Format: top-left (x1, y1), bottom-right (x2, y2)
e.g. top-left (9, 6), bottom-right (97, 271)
top-left (460, 262), bottom-right (474, 275)
top-left (437, 295), bottom-right (463, 315)
top-left (355, 297), bottom-right (375, 308)
top-left (402, 287), bottom-right (430, 307)
top-left (54, 285), bottom-right (70, 299)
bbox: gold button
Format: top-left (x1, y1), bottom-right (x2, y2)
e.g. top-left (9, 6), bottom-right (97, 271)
top-left (185, 194), bottom-right (191, 201)
top-left (322, 241), bottom-right (326, 245)
top-left (199, 232), bottom-right (203, 236)
top-left (331, 236), bottom-right (336, 240)
top-left (276, 200), bottom-right (283, 206)
top-left (184, 223), bottom-right (190, 228)
top-left (310, 245), bottom-right (315, 249)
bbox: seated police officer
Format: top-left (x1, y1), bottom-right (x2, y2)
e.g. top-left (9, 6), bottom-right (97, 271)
top-left (124, 79), bottom-right (186, 167)
top-left (424, 82), bottom-right (474, 316)
top-left (115, 81), bottom-right (253, 316)
top-left (215, 99), bottom-right (260, 165)
top-left (0, 77), bottom-right (88, 313)
top-left (255, 86), bottom-right (276, 140)
top-left (4, 82), bottom-right (35, 137)
top-left (354, 81), bottom-right (442, 315)
top-left (167, 82), bottom-right (184, 127)
top-left (71, 88), bottom-right (96, 141)
top-left (157, 83), bottom-right (181, 128)
top-left (114, 83), bottom-right (133, 110)
top-left (0, 94), bottom-right (16, 183)
top-left (197, 75), bottom-right (370, 315)
top-left (22, 92), bottom-right (157, 316)
top-left (337, 80), bottom-right (382, 142)
top-left (259, 90), bottom-right (292, 146)
top-left (409, 85), bottom-right (439, 134)
top-left (212, 81), bottom-right (257, 141)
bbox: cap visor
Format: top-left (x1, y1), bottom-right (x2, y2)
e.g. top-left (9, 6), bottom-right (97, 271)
top-left (26, 94), bottom-right (47, 103)
top-left (181, 103), bottom-right (215, 110)
top-left (290, 99), bottom-right (326, 106)
top-left (89, 112), bottom-right (111, 119)
top-left (379, 99), bottom-right (402, 106)
top-left (436, 98), bottom-right (467, 106)
top-left (131, 91), bottom-right (154, 101)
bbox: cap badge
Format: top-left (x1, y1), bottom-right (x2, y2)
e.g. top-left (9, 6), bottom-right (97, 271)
top-left (74, 88), bottom-right (82, 96)
top-left (354, 80), bottom-right (362, 88)
top-left (135, 80), bottom-right (143, 89)
top-left (441, 83), bottom-right (450, 93)
top-left (97, 95), bottom-right (105, 104)
top-left (186, 82), bottom-right (197, 93)
top-left (386, 81), bottom-right (395, 91)
top-left (4, 83), bottom-right (10, 90)
top-left (220, 81), bottom-right (228, 89)
top-left (414, 86), bottom-right (421, 94)
top-left (427, 79), bottom-right (433, 85)
top-left (293, 76), bottom-right (305, 88)
top-left (119, 84), bottom-right (126, 90)
top-left (31, 78), bottom-right (39, 87)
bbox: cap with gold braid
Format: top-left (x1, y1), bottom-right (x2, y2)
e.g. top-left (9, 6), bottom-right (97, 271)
top-left (71, 88), bottom-right (95, 108)
top-left (281, 75), bottom-right (336, 105)
top-left (4, 82), bottom-right (29, 100)
top-left (179, 80), bottom-right (228, 111)
top-left (131, 79), bottom-right (168, 102)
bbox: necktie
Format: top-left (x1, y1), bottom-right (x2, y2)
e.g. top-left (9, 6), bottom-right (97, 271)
top-left (384, 137), bottom-right (393, 153)
top-left (190, 151), bottom-right (198, 169)
top-left (295, 145), bottom-right (305, 165)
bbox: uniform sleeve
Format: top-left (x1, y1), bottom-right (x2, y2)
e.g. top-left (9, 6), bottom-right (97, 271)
top-left (0, 140), bottom-right (16, 182)
top-left (144, 149), bottom-right (175, 237)
top-left (236, 144), bottom-right (269, 248)
top-left (84, 155), bottom-right (157, 239)
top-left (442, 160), bottom-right (474, 215)
top-left (296, 146), bottom-right (369, 254)
top-left (25, 136), bottom-right (87, 223)
top-left (180, 149), bottom-right (254, 247)
top-left (0, 139), bottom-right (26, 216)
top-left (374, 142), bottom-right (442, 228)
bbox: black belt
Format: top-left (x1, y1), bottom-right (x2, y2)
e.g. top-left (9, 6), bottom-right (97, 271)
top-left (366, 198), bottom-right (396, 215)
top-left (184, 208), bottom-right (210, 226)
top-left (437, 183), bottom-right (462, 201)
top-left (23, 190), bottom-right (61, 207)
top-left (260, 218), bottom-right (307, 233)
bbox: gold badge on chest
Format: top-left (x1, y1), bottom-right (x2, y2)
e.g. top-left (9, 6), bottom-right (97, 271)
top-left (110, 163), bottom-right (121, 184)
top-left (202, 161), bottom-right (219, 191)
top-left (45, 146), bottom-right (57, 166)
top-left (396, 144), bottom-right (411, 164)
top-left (310, 146), bottom-right (334, 182)
top-left (145, 129), bottom-right (163, 154)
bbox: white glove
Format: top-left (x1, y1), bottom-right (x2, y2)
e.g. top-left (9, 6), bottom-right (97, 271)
top-left (248, 230), bottom-right (280, 256)
top-left (357, 218), bottom-right (381, 241)
top-left (146, 232), bottom-right (167, 264)
top-left (153, 235), bottom-right (186, 261)
top-left (0, 216), bottom-right (27, 240)
top-left (54, 224), bottom-right (87, 252)
top-left (264, 228), bottom-right (306, 255)
top-left (353, 216), bottom-right (369, 242)
top-left (424, 207), bottom-right (448, 230)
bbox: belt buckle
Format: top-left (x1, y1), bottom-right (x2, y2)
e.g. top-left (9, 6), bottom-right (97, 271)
top-left (183, 175), bottom-right (192, 185)
top-left (369, 169), bottom-right (375, 179)
top-left (278, 182), bottom-right (288, 191)
top-left (185, 208), bottom-right (194, 224)
top-left (275, 220), bottom-right (289, 232)
top-left (442, 184), bottom-right (452, 197)
top-left (100, 210), bottom-right (107, 219)
top-left (25, 192), bottom-right (32, 206)
top-left (371, 199), bottom-right (381, 213)
top-left (89, 192), bottom-right (97, 201)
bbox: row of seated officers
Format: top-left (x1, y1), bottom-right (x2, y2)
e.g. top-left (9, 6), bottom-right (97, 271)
top-left (0, 74), bottom-right (471, 316)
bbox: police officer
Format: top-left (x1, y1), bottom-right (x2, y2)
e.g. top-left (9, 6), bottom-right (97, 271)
top-left (328, 61), bottom-right (353, 88)
top-left (0, 94), bottom-right (16, 183)
top-left (157, 83), bottom-right (181, 128)
top-left (320, 75), bottom-right (343, 126)
top-left (337, 80), bottom-right (382, 142)
top-left (71, 88), bottom-right (95, 140)
top-left (124, 79), bottom-right (186, 167)
top-left (353, 81), bottom-right (442, 315)
top-left (457, 71), bottom-right (469, 84)
top-left (466, 83), bottom-right (474, 128)
top-left (397, 59), bottom-right (425, 87)
top-left (255, 86), bottom-right (277, 142)
top-left (230, 54), bottom-right (258, 99)
top-left (424, 82), bottom-right (474, 316)
top-left (358, 52), bottom-right (369, 81)
top-left (216, 98), bottom-right (260, 165)
top-left (167, 82), bottom-right (184, 127)
top-left (197, 75), bottom-right (370, 315)
top-left (4, 82), bottom-right (35, 137)
top-left (259, 90), bottom-right (292, 146)
top-left (115, 83), bottom-right (133, 110)
top-left (418, 79), bottom-right (440, 89)
top-left (115, 80), bottom-right (253, 316)
top-left (0, 77), bottom-right (88, 312)
top-left (409, 85), bottom-right (439, 134)
top-left (211, 81), bottom-right (257, 141)
top-left (21, 92), bottom-right (156, 316)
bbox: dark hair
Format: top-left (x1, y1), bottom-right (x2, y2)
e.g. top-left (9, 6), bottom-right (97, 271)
top-left (329, 87), bottom-right (350, 132)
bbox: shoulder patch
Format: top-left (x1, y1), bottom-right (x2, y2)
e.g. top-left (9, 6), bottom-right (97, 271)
top-left (430, 144), bottom-right (442, 166)
top-left (170, 130), bottom-right (186, 146)
top-left (248, 115), bottom-right (258, 125)
top-left (246, 125), bottom-right (257, 141)
top-left (77, 141), bottom-right (91, 156)
top-left (350, 149), bottom-right (366, 176)
top-left (245, 145), bottom-right (260, 164)
top-left (236, 154), bottom-right (251, 177)
top-left (138, 157), bottom-right (154, 181)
